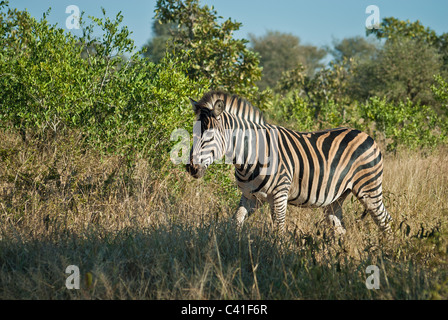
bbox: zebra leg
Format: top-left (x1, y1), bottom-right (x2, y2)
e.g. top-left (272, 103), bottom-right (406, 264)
top-left (234, 195), bottom-right (258, 227)
top-left (269, 190), bottom-right (289, 234)
top-left (357, 193), bottom-right (392, 232)
top-left (324, 190), bottom-right (350, 236)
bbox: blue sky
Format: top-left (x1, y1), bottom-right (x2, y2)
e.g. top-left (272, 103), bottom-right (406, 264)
top-left (10, 0), bottom-right (448, 53)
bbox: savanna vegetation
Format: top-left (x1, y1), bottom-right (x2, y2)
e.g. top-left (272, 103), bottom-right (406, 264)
top-left (1, 0), bottom-right (448, 299)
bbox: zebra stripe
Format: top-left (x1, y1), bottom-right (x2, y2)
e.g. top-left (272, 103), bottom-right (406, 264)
top-left (186, 91), bottom-right (392, 234)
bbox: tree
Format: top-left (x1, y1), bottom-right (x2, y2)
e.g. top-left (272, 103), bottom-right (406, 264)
top-left (352, 37), bottom-right (443, 105)
top-left (154, 0), bottom-right (262, 98)
top-left (328, 36), bottom-right (380, 64)
top-left (142, 20), bottom-right (176, 63)
top-left (335, 17), bottom-right (448, 105)
top-left (250, 30), bottom-right (327, 90)
top-left (367, 17), bottom-right (448, 70)
top-left (368, 17), bottom-right (439, 44)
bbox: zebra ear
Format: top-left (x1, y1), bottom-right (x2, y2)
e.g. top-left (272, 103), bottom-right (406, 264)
top-left (213, 99), bottom-right (224, 117)
top-left (190, 98), bottom-right (200, 114)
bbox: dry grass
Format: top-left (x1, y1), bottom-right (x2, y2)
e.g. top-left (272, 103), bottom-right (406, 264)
top-left (1, 129), bottom-right (447, 299)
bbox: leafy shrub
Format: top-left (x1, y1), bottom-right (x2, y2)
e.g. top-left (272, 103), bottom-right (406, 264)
top-left (359, 97), bottom-right (446, 150)
top-left (0, 3), bottom-right (207, 167)
top-left (266, 90), bottom-right (314, 131)
top-left (432, 75), bottom-right (448, 114)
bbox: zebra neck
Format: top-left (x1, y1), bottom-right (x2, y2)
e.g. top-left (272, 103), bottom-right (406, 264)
top-left (223, 116), bottom-right (272, 177)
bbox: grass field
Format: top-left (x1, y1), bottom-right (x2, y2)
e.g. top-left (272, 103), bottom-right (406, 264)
top-left (1, 129), bottom-right (447, 299)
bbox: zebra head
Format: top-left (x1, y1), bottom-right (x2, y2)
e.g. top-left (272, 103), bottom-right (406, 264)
top-left (186, 97), bottom-right (225, 179)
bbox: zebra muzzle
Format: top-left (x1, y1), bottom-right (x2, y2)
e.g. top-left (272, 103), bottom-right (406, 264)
top-left (186, 163), bottom-right (206, 179)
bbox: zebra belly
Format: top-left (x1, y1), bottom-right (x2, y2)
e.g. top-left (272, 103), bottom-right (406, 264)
top-left (240, 186), bottom-right (270, 203)
top-left (287, 187), bottom-right (351, 208)
top-left (287, 196), bottom-right (329, 208)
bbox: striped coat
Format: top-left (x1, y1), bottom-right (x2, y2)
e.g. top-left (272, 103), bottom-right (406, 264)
top-left (186, 91), bottom-right (392, 234)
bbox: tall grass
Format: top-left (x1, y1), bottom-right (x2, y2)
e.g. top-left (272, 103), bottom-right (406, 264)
top-left (1, 129), bottom-right (447, 299)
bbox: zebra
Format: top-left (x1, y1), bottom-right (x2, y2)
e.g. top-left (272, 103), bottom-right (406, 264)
top-left (186, 90), bottom-right (392, 235)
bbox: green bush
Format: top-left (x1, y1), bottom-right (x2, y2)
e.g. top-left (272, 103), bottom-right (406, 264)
top-left (359, 97), bottom-right (446, 150)
top-left (266, 90), bottom-right (314, 131)
top-left (432, 75), bottom-right (448, 113)
top-left (264, 86), bottom-right (447, 152)
top-left (0, 4), bottom-right (207, 166)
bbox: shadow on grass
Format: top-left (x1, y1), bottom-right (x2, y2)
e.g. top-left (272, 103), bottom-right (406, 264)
top-left (0, 218), bottom-right (444, 299)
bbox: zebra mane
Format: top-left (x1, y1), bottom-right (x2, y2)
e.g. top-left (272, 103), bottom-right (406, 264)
top-left (196, 90), bottom-right (265, 124)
